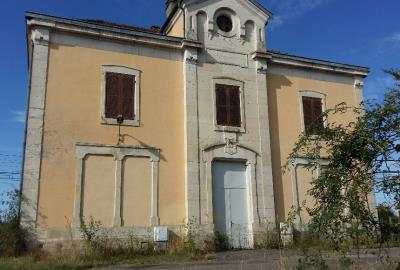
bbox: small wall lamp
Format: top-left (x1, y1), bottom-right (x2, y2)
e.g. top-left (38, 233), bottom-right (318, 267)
top-left (117, 114), bottom-right (124, 145)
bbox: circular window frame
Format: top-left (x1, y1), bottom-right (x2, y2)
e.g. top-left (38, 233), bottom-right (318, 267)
top-left (214, 10), bottom-right (236, 37)
top-left (216, 15), bottom-right (233, 33)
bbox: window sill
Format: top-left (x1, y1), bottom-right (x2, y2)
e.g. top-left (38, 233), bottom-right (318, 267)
top-left (214, 125), bottom-right (245, 133)
top-left (101, 118), bottom-right (140, 127)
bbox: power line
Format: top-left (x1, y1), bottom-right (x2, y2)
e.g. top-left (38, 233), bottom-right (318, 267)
top-left (0, 154), bottom-right (21, 157)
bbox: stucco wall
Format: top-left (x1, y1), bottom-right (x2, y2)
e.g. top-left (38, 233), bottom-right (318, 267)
top-left (167, 12), bottom-right (184, 38)
top-left (267, 67), bottom-right (359, 222)
top-left (82, 155), bottom-right (115, 227)
top-left (295, 165), bottom-right (315, 224)
top-left (37, 38), bottom-right (185, 228)
top-left (123, 157), bottom-right (152, 227)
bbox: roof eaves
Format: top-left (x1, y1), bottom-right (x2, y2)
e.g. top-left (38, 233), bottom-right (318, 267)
top-left (268, 50), bottom-right (370, 75)
top-left (248, 0), bottom-right (273, 17)
top-left (80, 19), bottom-right (160, 34)
top-left (26, 12), bottom-right (184, 44)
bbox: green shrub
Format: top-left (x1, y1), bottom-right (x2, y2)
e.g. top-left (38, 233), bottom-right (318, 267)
top-left (181, 218), bottom-right (206, 254)
top-left (80, 217), bottom-right (121, 257)
top-left (255, 230), bottom-right (282, 249)
top-left (0, 218), bottom-right (28, 257)
top-left (212, 231), bottom-right (230, 251)
top-left (378, 205), bottom-right (400, 243)
top-left (0, 190), bottom-right (28, 257)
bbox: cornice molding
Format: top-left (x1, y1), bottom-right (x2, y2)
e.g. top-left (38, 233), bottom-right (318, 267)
top-left (268, 51), bottom-right (369, 77)
top-left (26, 13), bottom-right (185, 50)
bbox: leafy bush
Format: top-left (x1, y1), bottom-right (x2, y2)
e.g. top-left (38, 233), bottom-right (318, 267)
top-left (212, 231), bottom-right (230, 251)
top-left (378, 204), bottom-right (400, 243)
top-left (79, 217), bottom-right (141, 257)
top-left (181, 218), bottom-right (213, 255)
top-left (0, 190), bottom-right (28, 257)
top-left (286, 69), bottom-right (400, 269)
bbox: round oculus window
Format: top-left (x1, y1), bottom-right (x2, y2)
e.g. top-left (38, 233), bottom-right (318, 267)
top-left (216, 15), bottom-right (233, 33)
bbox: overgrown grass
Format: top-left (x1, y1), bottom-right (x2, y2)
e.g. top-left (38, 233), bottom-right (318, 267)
top-left (1, 190), bottom-right (399, 270)
top-left (0, 252), bottom-right (205, 270)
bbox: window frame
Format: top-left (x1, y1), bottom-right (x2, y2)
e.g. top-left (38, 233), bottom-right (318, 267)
top-left (216, 15), bottom-right (233, 33)
top-left (299, 91), bottom-right (327, 135)
top-left (213, 78), bottom-right (246, 133)
top-left (214, 9), bottom-right (237, 38)
top-left (101, 65), bottom-right (141, 127)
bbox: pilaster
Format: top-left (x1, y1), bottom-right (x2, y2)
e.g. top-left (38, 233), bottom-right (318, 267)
top-left (151, 157), bottom-right (160, 226)
top-left (73, 155), bottom-right (85, 228)
top-left (183, 47), bottom-right (201, 223)
top-left (253, 53), bottom-right (276, 225)
top-left (113, 155), bottom-right (123, 227)
top-left (20, 27), bottom-right (50, 228)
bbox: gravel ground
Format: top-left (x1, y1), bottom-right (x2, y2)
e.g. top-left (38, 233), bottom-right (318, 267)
top-left (93, 248), bottom-right (400, 270)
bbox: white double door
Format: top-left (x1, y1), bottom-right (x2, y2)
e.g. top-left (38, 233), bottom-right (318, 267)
top-left (212, 161), bottom-right (252, 249)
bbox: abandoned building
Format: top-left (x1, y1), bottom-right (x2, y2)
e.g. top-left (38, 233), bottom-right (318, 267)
top-left (20, 0), bottom-right (376, 248)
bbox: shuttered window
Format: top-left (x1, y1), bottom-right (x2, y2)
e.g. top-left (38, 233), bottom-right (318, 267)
top-left (302, 96), bottom-right (324, 135)
top-left (216, 84), bottom-right (241, 127)
top-left (105, 72), bottom-right (135, 120)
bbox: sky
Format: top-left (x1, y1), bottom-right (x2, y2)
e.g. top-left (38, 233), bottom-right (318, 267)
top-left (0, 0), bottom-right (399, 204)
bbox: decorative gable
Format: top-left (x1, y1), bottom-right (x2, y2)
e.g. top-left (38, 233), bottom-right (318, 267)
top-left (181, 0), bottom-right (271, 53)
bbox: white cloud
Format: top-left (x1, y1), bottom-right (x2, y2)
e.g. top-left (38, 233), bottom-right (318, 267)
top-left (381, 32), bottom-right (400, 48)
top-left (269, 15), bottom-right (284, 29)
top-left (267, 0), bottom-right (331, 29)
top-left (10, 111), bottom-right (25, 123)
top-left (375, 32), bottom-right (400, 55)
top-left (383, 33), bottom-right (400, 42)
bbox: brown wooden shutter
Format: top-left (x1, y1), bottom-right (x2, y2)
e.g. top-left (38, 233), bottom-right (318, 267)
top-left (228, 85), bottom-right (241, 127)
top-left (105, 72), bottom-right (120, 119)
top-left (312, 97), bottom-right (324, 130)
top-left (302, 96), bottom-right (323, 134)
top-left (105, 72), bottom-right (135, 120)
top-left (215, 84), bottom-right (241, 127)
top-left (216, 84), bottom-right (228, 125)
top-left (121, 74), bottom-right (135, 120)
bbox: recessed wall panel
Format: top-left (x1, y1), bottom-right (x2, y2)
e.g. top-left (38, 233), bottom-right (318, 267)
top-left (82, 155), bottom-right (115, 227)
top-left (122, 157), bottom-right (151, 227)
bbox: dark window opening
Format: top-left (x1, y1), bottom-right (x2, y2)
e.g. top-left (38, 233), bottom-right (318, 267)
top-left (302, 96), bottom-right (324, 135)
top-left (217, 15), bottom-right (233, 32)
top-left (105, 72), bottom-right (135, 120)
top-left (216, 84), bottom-right (241, 127)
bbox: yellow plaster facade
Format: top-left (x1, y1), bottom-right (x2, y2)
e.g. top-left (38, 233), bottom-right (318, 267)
top-left (37, 42), bottom-right (185, 228)
top-left (166, 12), bottom-right (185, 38)
top-left (267, 71), bottom-right (360, 222)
